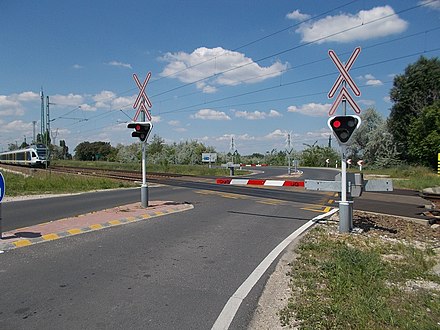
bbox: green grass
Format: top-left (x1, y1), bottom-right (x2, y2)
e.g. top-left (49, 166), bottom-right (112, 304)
top-left (1, 170), bottom-right (136, 196)
top-left (354, 165), bottom-right (440, 190)
top-left (52, 160), bottom-right (249, 176)
top-left (279, 227), bottom-right (440, 329)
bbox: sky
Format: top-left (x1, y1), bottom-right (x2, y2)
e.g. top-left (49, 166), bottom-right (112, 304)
top-left (1, 0), bottom-right (439, 155)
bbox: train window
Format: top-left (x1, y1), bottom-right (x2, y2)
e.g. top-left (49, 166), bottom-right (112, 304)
top-left (32, 151), bottom-right (37, 158)
top-left (27, 151), bottom-right (31, 161)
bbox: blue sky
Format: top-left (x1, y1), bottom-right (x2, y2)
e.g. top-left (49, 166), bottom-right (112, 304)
top-left (1, 0), bottom-right (439, 155)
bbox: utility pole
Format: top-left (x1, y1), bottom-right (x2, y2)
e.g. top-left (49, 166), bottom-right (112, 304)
top-left (286, 132), bottom-right (292, 175)
top-left (51, 128), bottom-right (59, 147)
top-left (328, 135), bottom-right (332, 148)
top-left (230, 137), bottom-right (235, 164)
top-left (32, 121), bottom-right (36, 145)
top-left (45, 95), bottom-right (55, 168)
top-left (40, 88), bottom-right (45, 140)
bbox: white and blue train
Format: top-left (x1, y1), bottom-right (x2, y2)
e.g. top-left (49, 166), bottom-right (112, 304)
top-left (0, 144), bottom-right (49, 167)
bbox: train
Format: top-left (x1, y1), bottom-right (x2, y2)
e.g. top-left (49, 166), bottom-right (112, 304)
top-left (0, 144), bottom-right (49, 167)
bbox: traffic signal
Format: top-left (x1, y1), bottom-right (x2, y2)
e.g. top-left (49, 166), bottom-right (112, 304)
top-left (127, 121), bottom-right (152, 142)
top-left (328, 115), bottom-right (361, 145)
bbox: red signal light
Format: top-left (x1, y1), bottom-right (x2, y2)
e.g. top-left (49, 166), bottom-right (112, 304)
top-left (333, 120), bottom-right (341, 128)
top-left (135, 124), bottom-right (141, 131)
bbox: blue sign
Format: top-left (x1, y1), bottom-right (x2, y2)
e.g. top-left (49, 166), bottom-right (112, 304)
top-left (0, 172), bottom-right (5, 202)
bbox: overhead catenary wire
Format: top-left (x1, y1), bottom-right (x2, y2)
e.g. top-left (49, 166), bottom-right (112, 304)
top-left (31, 0), bottom-right (440, 146)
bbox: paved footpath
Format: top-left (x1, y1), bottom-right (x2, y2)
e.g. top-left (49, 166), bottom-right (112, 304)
top-left (0, 201), bottom-right (193, 252)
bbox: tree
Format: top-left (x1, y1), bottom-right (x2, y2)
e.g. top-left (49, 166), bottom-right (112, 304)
top-left (347, 108), bottom-right (384, 161)
top-left (59, 140), bottom-right (71, 159)
top-left (408, 101), bottom-right (440, 169)
top-left (301, 142), bottom-right (339, 167)
top-left (116, 143), bottom-right (141, 163)
top-left (365, 122), bottom-right (401, 168)
top-left (148, 135), bottom-right (165, 156)
top-left (388, 56), bottom-right (440, 160)
top-left (74, 141), bottom-right (115, 161)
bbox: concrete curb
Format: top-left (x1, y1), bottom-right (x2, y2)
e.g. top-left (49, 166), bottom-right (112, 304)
top-left (0, 201), bottom-right (193, 252)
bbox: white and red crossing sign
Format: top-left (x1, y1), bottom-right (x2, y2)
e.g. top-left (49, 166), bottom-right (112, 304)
top-left (328, 47), bottom-right (361, 115)
top-left (133, 72), bottom-right (152, 121)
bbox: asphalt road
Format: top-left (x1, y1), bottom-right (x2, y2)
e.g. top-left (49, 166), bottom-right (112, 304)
top-left (2, 169), bottom-right (331, 232)
top-left (0, 184), bottom-right (319, 329)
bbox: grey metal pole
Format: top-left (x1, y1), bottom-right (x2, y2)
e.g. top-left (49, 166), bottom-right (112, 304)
top-left (140, 111), bottom-right (148, 208)
top-left (339, 145), bottom-right (350, 233)
top-left (141, 141), bottom-right (148, 208)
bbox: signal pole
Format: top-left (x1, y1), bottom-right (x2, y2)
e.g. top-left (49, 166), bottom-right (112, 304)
top-left (140, 110), bottom-right (148, 208)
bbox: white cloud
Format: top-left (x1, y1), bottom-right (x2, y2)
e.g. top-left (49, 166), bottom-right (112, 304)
top-left (419, 0), bottom-right (440, 10)
top-left (366, 79), bottom-right (383, 86)
top-left (268, 110), bottom-right (282, 117)
top-left (0, 95), bottom-right (25, 116)
top-left (196, 82), bottom-right (218, 94)
top-left (78, 103), bottom-right (97, 112)
top-left (14, 91), bottom-right (40, 102)
top-left (234, 109), bottom-right (282, 120)
top-left (383, 96), bottom-right (391, 103)
top-left (51, 93), bottom-right (84, 107)
top-left (2, 120), bottom-right (33, 133)
top-left (106, 60), bottom-right (132, 69)
top-left (358, 74), bottom-right (383, 86)
top-left (265, 129), bottom-right (288, 140)
top-left (191, 109), bottom-right (231, 120)
top-left (286, 9), bottom-right (311, 21)
top-left (151, 115), bottom-right (161, 123)
top-left (296, 6), bottom-right (408, 43)
top-left (302, 128), bottom-right (332, 141)
top-left (73, 64), bottom-right (83, 69)
top-left (168, 120), bottom-right (180, 126)
top-left (287, 103), bottom-right (330, 117)
top-left (90, 90), bottom-right (133, 110)
top-left (160, 47), bottom-right (288, 92)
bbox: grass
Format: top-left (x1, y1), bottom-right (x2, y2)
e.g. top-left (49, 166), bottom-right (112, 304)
top-left (279, 227), bottom-right (440, 329)
top-left (52, 160), bottom-right (249, 177)
top-left (1, 170), bottom-right (136, 196)
top-left (353, 165), bottom-right (440, 190)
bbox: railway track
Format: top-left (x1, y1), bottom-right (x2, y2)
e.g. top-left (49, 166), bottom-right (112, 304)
top-left (49, 165), bottom-right (189, 182)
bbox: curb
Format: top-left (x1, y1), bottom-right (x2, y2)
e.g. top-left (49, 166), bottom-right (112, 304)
top-left (0, 202), bottom-right (193, 252)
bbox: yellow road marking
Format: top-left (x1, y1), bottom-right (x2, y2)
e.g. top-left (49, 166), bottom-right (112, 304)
top-left (109, 220), bottom-right (121, 225)
top-left (42, 233), bottom-right (59, 241)
top-left (68, 228), bottom-right (82, 235)
top-left (90, 224), bottom-right (103, 230)
top-left (257, 199), bottom-right (286, 205)
top-left (14, 240), bottom-right (32, 247)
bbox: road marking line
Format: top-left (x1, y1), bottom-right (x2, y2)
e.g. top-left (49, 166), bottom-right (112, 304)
top-left (211, 207), bottom-right (339, 330)
top-left (90, 224), bottom-right (103, 230)
top-left (257, 199), bottom-right (286, 205)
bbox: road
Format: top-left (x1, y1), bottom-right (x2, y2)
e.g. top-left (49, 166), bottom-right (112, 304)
top-left (0, 166), bottom-right (428, 329)
top-left (0, 183), bottom-right (322, 329)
